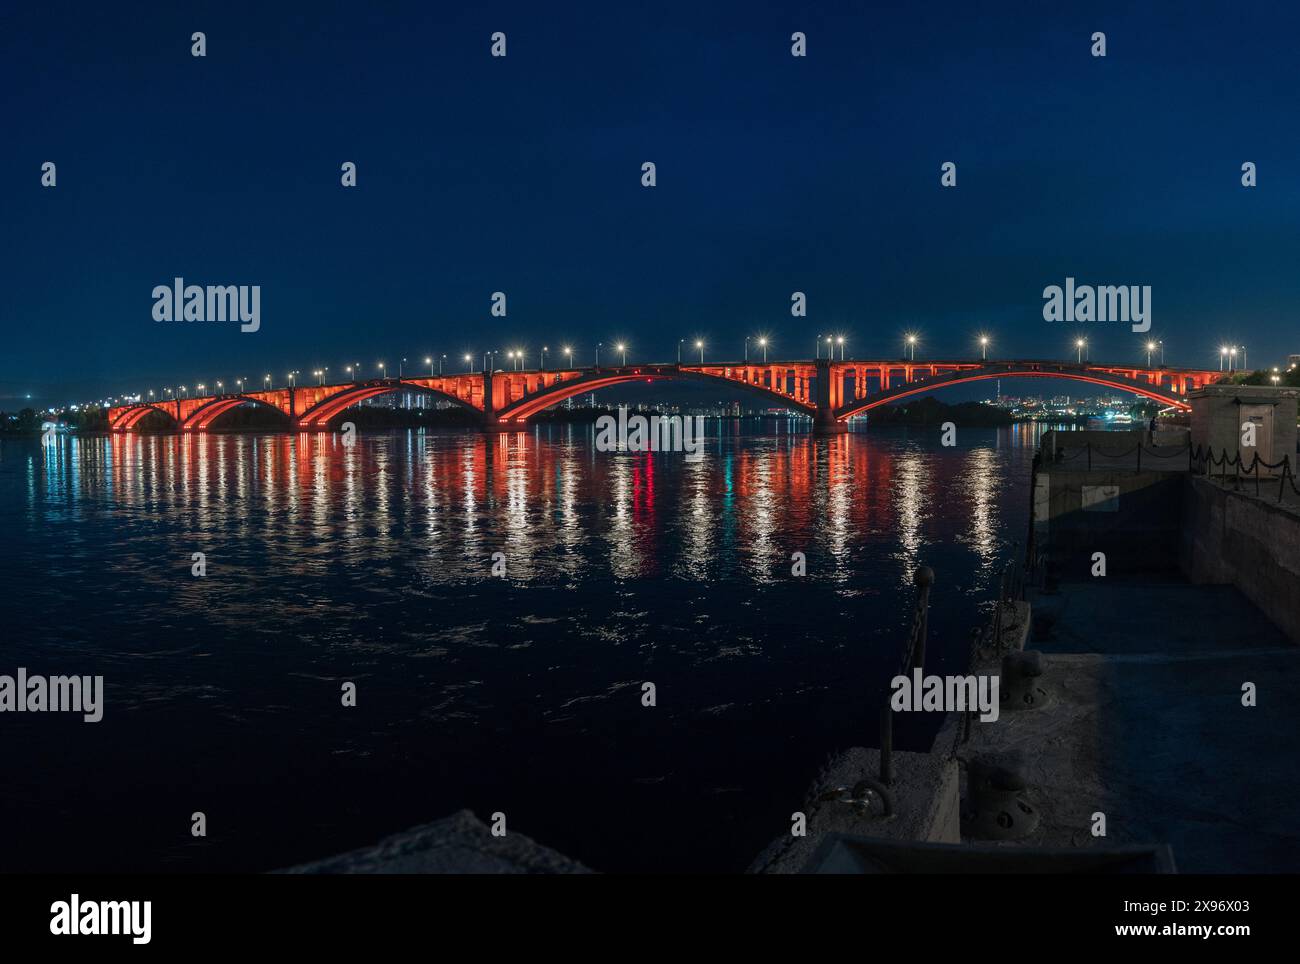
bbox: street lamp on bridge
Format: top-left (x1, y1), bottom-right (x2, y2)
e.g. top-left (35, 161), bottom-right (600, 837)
top-left (426, 356), bottom-right (434, 375)
top-left (540, 346), bottom-right (548, 370)
top-left (464, 353), bottom-right (473, 372)
top-left (695, 339), bottom-right (704, 364)
top-left (836, 335), bottom-right (845, 360)
top-left (563, 346), bottom-right (573, 368)
top-left (758, 336), bottom-right (768, 362)
top-left (616, 342), bottom-right (627, 366)
top-left (979, 334), bottom-right (990, 360)
top-left (1074, 338), bottom-right (1087, 364)
top-left (906, 334), bottom-right (918, 361)
top-left (377, 362), bottom-right (386, 380)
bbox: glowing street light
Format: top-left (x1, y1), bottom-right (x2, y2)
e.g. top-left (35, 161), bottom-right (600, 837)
top-left (836, 335), bottom-right (845, 360)
top-left (563, 346), bottom-right (573, 368)
top-left (463, 353), bottom-right (473, 372)
top-left (1074, 338), bottom-right (1087, 364)
top-left (979, 334), bottom-right (990, 361)
top-left (906, 334), bottom-right (918, 362)
top-left (758, 336), bottom-right (769, 362)
top-left (695, 339), bottom-right (704, 364)
top-left (616, 342), bottom-right (627, 366)
top-left (540, 346), bottom-right (548, 370)
top-left (1220, 346), bottom-right (1229, 371)
top-left (1145, 341), bottom-right (1157, 367)
top-left (426, 356), bottom-right (434, 375)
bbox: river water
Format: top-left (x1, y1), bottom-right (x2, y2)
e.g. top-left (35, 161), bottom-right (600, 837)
top-left (2, 420), bottom-right (1044, 872)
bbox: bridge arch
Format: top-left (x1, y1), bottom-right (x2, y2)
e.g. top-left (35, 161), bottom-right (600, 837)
top-left (495, 366), bottom-right (815, 423)
top-left (110, 404), bottom-right (178, 431)
top-left (835, 364), bottom-right (1193, 421)
top-left (182, 395), bottom-right (294, 431)
top-left (297, 379), bottom-right (481, 429)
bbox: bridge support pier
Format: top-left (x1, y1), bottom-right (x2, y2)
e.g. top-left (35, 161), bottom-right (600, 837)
top-left (813, 407), bottom-right (847, 434)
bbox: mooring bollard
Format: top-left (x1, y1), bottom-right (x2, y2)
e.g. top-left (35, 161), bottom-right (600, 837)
top-left (961, 756), bottom-right (1041, 840)
top-left (1000, 650), bottom-right (1052, 711)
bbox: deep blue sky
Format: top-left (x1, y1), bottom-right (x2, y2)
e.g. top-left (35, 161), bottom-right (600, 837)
top-left (3, 0), bottom-right (1299, 406)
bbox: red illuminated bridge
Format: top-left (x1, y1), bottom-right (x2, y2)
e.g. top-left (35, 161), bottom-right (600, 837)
top-left (108, 359), bottom-right (1225, 434)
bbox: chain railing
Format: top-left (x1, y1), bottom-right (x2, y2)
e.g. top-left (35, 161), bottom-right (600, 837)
top-left (1043, 433), bottom-right (1300, 504)
top-left (874, 566), bottom-right (934, 802)
top-left (1045, 436), bottom-right (1195, 471)
top-left (1190, 444), bottom-right (1300, 502)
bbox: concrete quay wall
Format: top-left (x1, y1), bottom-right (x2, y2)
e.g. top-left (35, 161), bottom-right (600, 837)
top-left (1181, 476), bottom-right (1300, 644)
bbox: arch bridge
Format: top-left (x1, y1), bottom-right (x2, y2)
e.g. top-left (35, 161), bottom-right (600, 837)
top-left (108, 359), bottom-right (1222, 434)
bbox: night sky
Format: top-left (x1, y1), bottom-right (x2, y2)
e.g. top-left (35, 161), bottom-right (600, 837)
top-left (3, 0), bottom-right (1299, 407)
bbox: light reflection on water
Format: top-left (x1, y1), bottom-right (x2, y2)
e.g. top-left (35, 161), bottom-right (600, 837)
top-left (4, 421), bottom-right (1045, 872)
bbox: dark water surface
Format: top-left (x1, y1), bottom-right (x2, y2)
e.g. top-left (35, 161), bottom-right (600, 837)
top-left (2, 421), bottom-right (1044, 872)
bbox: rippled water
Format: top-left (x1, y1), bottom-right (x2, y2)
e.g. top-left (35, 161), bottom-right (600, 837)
top-left (2, 421), bottom-right (1044, 872)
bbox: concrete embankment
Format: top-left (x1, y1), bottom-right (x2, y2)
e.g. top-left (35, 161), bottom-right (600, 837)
top-left (1182, 475), bottom-right (1300, 643)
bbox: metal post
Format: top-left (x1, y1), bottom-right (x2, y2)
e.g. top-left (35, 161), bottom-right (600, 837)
top-left (879, 703), bottom-right (894, 786)
top-left (911, 566), bottom-right (934, 671)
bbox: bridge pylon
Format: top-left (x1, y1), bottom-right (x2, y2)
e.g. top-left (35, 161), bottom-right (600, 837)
top-left (813, 359), bottom-right (848, 434)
